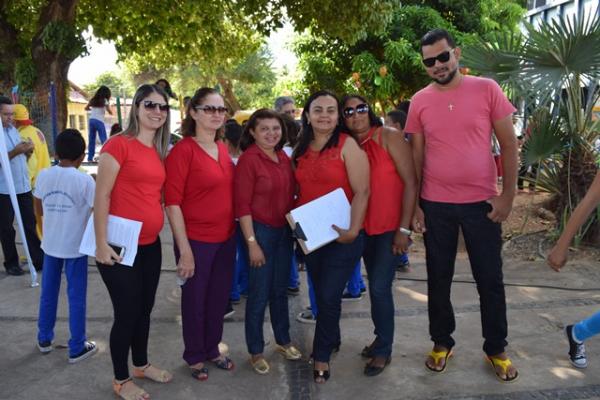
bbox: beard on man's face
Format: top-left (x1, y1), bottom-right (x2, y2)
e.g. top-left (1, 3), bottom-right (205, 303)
top-left (432, 67), bottom-right (458, 85)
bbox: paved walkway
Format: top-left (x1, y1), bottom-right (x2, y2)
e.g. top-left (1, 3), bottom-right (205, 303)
top-left (1, 225), bottom-right (600, 399)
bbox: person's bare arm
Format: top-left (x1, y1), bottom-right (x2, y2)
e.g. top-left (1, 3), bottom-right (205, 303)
top-left (93, 153), bottom-right (121, 265)
top-left (239, 215), bottom-right (265, 267)
top-left (333, 138), bottom-right (370, 243)
top-left (487, 115), bottom-right (518, 223)
top-left (410, 133), bottom-right (425, 233)
top-left (165, 205), bottom-right (195, 278)
top-left (548, 171), bottom-right (600, 271)
top-left (384, 128), bottom-right (418, 254)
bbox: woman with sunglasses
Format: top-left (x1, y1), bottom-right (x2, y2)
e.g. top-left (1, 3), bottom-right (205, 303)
top-left (95, 84), bottom-right (172, 400)
top-left (293, 90), bottom-right (370, 383)
top-left (165, 87), bottom-right (236, 381)
top-left (234, 109), bottom-right (302, 375)
top-left (341, 95), bottom-right (417, 376)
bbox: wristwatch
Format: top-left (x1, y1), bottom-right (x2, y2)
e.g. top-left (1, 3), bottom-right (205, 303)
top-left (246, 235), bottom-right (256, 243)
top-left (398, 227), bottom-right (412, 236)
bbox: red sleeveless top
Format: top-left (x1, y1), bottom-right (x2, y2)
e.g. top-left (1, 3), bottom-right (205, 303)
top-left (362, 127), bottom-right (404, 235)
top-left (295, 133), bottom-right (354, 207)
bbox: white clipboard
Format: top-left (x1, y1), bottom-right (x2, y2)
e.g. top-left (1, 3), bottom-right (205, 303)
top-left (286, 188), bottom-right (351, 254)
top-left (79, 214), bottom-right (143, 266)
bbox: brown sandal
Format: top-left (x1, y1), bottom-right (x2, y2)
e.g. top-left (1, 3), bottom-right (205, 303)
top-left (132, 363), bottom-right (172, 383)
top-left (112, 378), bottom-right (149, 400)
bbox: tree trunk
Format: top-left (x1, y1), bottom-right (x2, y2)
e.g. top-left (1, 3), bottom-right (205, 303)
top-left (30, 0), bottom-right (79, 136)
top-left (217, 76), bottom-right (241, 113)
top-left (0, 1), bottom-right (23, 93)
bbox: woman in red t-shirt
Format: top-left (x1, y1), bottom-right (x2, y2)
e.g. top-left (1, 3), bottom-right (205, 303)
top-left (342, 94), bottom-right (417, 377)
top-left (94, 84), bottom-right (172, 399)
top-left (164, 88), bottom-right (236, 381)
top-left (234, 109), bottom-right (302, 374)
top-left (293, 90), bottom-right (370, 383)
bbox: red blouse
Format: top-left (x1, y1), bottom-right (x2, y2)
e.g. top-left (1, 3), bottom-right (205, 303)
top-left (164, 137), bottom-right (235, 243)
top-left (294, 133), bottom-right (354, 207)
top-left (234, 144), bottom-right (295, 227)
top-left (361, 127), bottom-right (404, 235)
top-left (100, 135), bottom-right (166, 245)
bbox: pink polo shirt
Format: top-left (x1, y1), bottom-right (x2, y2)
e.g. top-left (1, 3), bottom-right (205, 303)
top-left (405, 76), bottom-right (516, 203)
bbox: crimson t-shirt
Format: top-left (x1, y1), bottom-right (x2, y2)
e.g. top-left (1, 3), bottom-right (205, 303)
top-left (100, 135), bottom-right (166, 244)
top-left (164, 137), bottom-right (235, 243)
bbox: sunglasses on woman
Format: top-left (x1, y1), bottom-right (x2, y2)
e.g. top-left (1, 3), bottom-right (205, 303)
top-left (142, 100), bottom-right (169, 112)
top-left (194, 105), bottom-right (228, 115)
top-left (422, 50), bottom-right (453, 68)
top-left (343, 103), bottom-right (369, 118)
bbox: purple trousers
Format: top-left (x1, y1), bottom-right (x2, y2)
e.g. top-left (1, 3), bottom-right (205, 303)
top-left (177, 235), bottom-right (236, 365)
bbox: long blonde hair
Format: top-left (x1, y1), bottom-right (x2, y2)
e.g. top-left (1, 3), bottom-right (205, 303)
top-left (122, 84), bottom-right (171, 159)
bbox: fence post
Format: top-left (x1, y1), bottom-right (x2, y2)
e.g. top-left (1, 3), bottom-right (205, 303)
top-left (116, 96), bottom-right (122, 126)
top-left (49, 82), bottom-right (58, 148)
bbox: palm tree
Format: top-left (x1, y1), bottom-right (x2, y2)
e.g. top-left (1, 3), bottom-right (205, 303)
top-left (462, 14), bottom-right (600, 243)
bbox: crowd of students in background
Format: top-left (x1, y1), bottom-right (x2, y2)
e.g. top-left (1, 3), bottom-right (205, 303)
top-left (1, 27), bottom-right (598, 400)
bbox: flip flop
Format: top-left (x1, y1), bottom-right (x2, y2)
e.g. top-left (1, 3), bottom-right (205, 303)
top-left (486, 355), bottom-right (519, 383)
top-left (425, 349), bottom-right (453, 373)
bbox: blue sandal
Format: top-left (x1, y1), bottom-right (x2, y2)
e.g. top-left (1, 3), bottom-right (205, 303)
top-left (211, 356), bottom-right (235, 371)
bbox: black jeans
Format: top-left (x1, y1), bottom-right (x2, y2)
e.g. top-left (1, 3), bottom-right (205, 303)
top-left (306, 232), bottom-right (364, 362)
top-left (421, 199), bottom-right (507, 356)
top-left (0, 192), bottom-right (43, 269)
top-left (97, 239), bottom-right (162, 380)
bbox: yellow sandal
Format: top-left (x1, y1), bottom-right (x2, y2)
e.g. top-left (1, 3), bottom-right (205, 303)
top-left (425, 349), bottom-right (453, 373)
top-left (486, 355), bottom-right (519, 383)
top-left (112, 378), bottom-right (149, 400)
top-left (133, 363), bottom-right (172, 383)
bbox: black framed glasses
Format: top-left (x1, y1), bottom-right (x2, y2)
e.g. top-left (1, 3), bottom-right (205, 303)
top-left (142, 100), bottom-right (169, 112)
top-left (194, 105), bottom-right (228, 115)
top-left (343, 103), bottom-right (369, 118)
top-left (422, 50), bottom-right (452, 68)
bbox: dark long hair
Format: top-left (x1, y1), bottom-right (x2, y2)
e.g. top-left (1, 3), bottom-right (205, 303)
top-left (181, 87), bottom-right (221, 137)
top-left (240, 109), bottom-right (287, 151)
top-left (292, 90), bottom-right (345, 165)
top-left (340, 94), bottom-right (382, 133)
top-left (88, 85), bottom-right (111, 107)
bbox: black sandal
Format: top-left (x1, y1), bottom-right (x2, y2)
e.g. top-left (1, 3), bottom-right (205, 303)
top-left (191, 366), bottom-right (209, 381)
top-left (313, 363), bottom-right (330, 383)
top-left (364, 356), bottom-right (391, 377)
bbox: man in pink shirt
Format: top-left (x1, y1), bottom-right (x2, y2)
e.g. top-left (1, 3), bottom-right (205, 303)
top-left (405, 29), bottom-right (519, 382)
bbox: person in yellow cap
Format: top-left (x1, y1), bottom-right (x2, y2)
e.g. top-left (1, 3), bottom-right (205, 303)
top-left (14, 104), bottom-right (51, 238)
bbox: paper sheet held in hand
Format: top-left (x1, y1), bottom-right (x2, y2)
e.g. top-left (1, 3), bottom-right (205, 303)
top-left (79, 214), bottom-right (143, 266)
top-left (286, 188), bottom-right (351, 254)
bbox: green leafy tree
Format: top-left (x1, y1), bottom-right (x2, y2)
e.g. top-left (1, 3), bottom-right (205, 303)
top-left (293, 0), bottom-right (525, 112)
top-left (82, 71), bottom-right (135, 98)
top-left (0, 0), bottom-right (399, 130)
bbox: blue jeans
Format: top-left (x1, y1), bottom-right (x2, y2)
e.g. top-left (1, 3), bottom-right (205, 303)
top-left (306, 232), bottom-right (364, 362)
top-left (37, 254), bottom-right (88, 357)
top-left (289, 249), bottom-right (300, 289)
top-left (88, 118), bottom-right (107, 161)
top-left (421, 199), bottom-right (507, 356)
top-left (363, 231), bottom-right (398, 357)
top-left (345, 261), bottom-right (365, 296)
top-left (245, 222), bottom-right (293, 355)
top-left (230, 224), bottom-right (249, 301)
top-left (574, 311), bottom-right (600, 342)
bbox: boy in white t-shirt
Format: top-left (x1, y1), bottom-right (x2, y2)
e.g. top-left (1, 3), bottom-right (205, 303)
top-left (33, 129), bottom-right (97, 363)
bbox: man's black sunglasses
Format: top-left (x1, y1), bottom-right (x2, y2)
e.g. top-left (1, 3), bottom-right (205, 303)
top-left (343, 103), bottom-right (369, 118)
top-left (142, 100), bottom-right (169, 112)
top-left (422, 50), bottom-right (452, 68)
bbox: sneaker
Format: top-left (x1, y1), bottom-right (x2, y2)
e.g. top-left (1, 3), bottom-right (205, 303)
top-left (342, 292), bottom-right (363, 302)
top-left (5, 265), bottom-right (24, 276)
top-left (296, 310), bottom-right (316, 324)
top-left (37, 341), bottom-right (53, 354)
top-left (566, 325), bottom-right (587, 368)
top-left (224, 304), bottom-right (235, 319)
top-left (287, 287), bottom-right (300, 296)
top-left (68, 341), bottom-right (97, 364)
